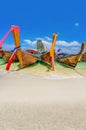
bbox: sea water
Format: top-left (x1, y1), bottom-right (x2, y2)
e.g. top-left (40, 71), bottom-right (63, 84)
top-left (0, 58), bottom-right (86, 80)
top-left (77, 62), bottom-right (86, 67)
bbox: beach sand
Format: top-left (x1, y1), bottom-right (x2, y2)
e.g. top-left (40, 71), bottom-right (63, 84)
top-left (0, 60), bottom-right (86, 130)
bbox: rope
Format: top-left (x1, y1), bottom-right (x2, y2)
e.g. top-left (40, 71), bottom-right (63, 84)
top-left (0, 28), bottom-right (12, 48)
top-left (74, 69), bottom-right (86, 78)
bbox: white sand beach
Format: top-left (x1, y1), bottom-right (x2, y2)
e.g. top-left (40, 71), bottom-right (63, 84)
top-left (0, 62), bottom-right (86, 130)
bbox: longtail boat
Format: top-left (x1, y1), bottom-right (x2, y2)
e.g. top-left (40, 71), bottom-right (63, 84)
top-left (6, 26), bottom-right (38, 70)
top-left (57, 43), bottom-right (85, 68)
top-left (41, 34), bottom-right (58, 70)
top-left (0, 26), bottom-right (38, 70)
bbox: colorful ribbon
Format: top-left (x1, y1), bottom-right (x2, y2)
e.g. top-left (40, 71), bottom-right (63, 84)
top-left (0, 26), bottom-right (20, 48)
top-left (0, 28), bottom-right (13, 48)
top-left (6, 46), bottom-right (21, 71)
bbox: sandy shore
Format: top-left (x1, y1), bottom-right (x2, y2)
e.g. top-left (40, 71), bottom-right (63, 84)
top-left (0, 77), bottom-right (86, 130)
top-left (0, 103), bottom-right (86, 130)
top-left (0, 77), bottom-right (86, 103)
top-left (0, 61), bottom-right (86, 130)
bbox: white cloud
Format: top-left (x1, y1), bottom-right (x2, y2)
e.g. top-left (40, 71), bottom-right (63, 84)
top-left (56, 40), bottom-right (80, 47)
top-left (60, 48), bottom-right (71, 54)
top-left (55, 41), bottom-right (81, 54)
top-left (23, 39), bottom-right (37, 47)
top-left (23, 39), bottom-right (32, 44)
top-left (35, 36), bottom-right (52, 41)
top-left (32, 40), bottom-right (37, 45)
top-left (23, 38), bottom-right (52, 46)
top-left (35, 37), bottom-right (44, 41)
top-left (42, 40), bottom-right (51, 46)
top-left (35, 36), bottom-right (80, 47)
top-left (71, 47), bottom-right (80, 53)
top-left (55, 47), bottom-right (80, 54)
top-left (23, 37), bottom-right (81, 54)
top-left (75, 22), bottom-right (79, 27)
top-left (2, 43), bottom-right (15, 51)
top-left (35, 36), bottom-right (52, 48)
top-left (45, 36), bottom-right (52, 41)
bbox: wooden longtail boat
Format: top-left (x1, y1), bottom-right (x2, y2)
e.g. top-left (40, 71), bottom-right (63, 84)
top-left (0, 26), bottom-right (38, 69)
top-left (41, 34), bottom-right (58, 70)
top-left (57, 43), bottom-right (85, 68)
top-left (11, 26), bottom-right (38, 69)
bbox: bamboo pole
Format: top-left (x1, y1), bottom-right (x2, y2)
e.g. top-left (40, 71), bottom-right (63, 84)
top-left (50, 33), bottom-right (58, 70)
top-left (11, 26), bottom-right (23, 67)
top-left (78, 43), bottom-right (85, 62)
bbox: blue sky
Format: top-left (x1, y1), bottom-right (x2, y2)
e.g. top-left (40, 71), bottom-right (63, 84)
top-left (0, 0), bottom-right (86, 53)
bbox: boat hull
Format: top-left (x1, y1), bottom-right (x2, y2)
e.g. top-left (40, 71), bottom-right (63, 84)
top-left (0, 50), bottom-right (4, 58)
top-left (81, 53), bottom-right (86, 62)
top-left (18, 51), bottom-right (38, 68)
top-left (57, 43), bottom-right (85, 68)
top-left (2, 51), bottom-right (18, 63)
top-left (57, 54), bottom-right (82, 67)
top-left (41, 52), bottom-right (56, 65)
top-left (41, 52), bottom-right (52, 65)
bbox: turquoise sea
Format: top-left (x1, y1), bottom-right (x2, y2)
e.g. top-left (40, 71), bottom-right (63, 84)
top-left (0, 57), bottom-right (86, 79)
top-left (0, 57), bottom-right (86, 70)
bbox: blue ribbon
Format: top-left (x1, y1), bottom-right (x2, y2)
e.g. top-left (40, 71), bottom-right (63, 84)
top-left (11, 46), bottom-right (21, 52)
